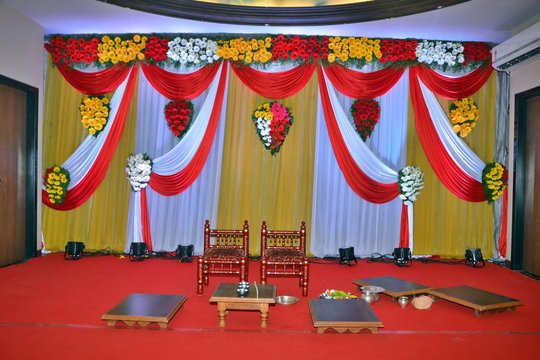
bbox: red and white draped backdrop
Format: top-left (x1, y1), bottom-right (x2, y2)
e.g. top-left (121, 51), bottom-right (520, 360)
top-left (43, 58), bottom-right (504, 257)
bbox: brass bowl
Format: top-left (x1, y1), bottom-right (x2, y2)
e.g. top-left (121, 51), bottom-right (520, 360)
top-left (275, 295), bottom-right (299, 305)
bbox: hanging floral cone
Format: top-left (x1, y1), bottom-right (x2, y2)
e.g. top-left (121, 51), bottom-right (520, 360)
top-left (252, 101), bottom-right (294, 155)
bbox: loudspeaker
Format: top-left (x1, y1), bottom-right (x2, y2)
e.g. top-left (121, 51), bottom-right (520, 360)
top-left (64, 241), bottom-right (84, 260)
top-left (465, 248), bottom-right (485, 268)
top-left (338, 247), bottom-right (357, 266)
top-left (393, 247), bottom-right (411, 267)
top-left (176, 244), bottom-right (194, 263)
top-left (129, 242), bottom-right (148, 261)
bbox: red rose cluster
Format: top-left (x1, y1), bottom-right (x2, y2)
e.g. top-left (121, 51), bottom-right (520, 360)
top-left (45, 36), bottom-right (99, 65)
top-left (463, 42), bottom-right (492, 64)
top-left (350, 98), bottom-right (381, 141)
top-left (271, 35), bottom-right (329, 62)
top-left (164, 100), bottom-right (194, 138)
top-left (144, 36), bottom-right (169, 63)
top-left (379, 39), bottom-right (418, 65)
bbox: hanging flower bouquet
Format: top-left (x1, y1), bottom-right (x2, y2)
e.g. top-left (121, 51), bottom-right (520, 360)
top-left (398, 166), bottom-right (424, 205)
top-left (449, 97), bottom-right (479, 138)
top-left (126, 153), bottom-right (153, 192)
top-left (252, 101), bottom-right (294, 155)
top-left (350, 98), bottom-right (381, 141)
top-left (482, 162), bottom-right (508, 202)
top-left (43, 166), bottom-right (70, 204)
top-left (164, 100), bottom-right (194, 138)
top-left (80, 95), bottom-right (110, 136)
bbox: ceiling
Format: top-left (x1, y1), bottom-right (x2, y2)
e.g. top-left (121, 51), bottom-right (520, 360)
top-left (3, 0), bottom-right (540, 44)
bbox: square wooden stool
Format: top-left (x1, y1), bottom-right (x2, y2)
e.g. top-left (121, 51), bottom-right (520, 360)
top-left (308, 299), bottom-right (383, 333)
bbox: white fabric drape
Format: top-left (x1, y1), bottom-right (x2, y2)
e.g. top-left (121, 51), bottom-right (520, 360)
top-left (311, 69), bottom-right (409, 257)
top-left (125, 65), bottom-right (228, 252)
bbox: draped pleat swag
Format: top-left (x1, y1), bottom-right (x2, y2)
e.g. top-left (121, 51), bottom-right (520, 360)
top-left (41, 58), bottom-right (497, 259)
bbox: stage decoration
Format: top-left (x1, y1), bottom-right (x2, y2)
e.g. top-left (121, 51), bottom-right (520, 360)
top-left (164, 100), bottom-right (194, 138)
top-left (43, 166), bottom-right (70, 204)
top-left (126, 153), bottom-right (153, 192)
top-left (271, 34), bottom-right (329, 62)
top-left (167, 36), bottom-right (219, 66)
top-left (320, 289), bottom-right (358, 299)
top-left (79, 95), bottom-right (110, 136)
top-left (217, 37), bottom-right (273, 65)
top-left (350, 98), bottom-right (381, 141)
top-left (449, 97), bottom-right (479, 138)
top-left (398, 166), bottom-right (424, 205)
top-left (379, 39), bottom-right (418, 66)
top-left (97, 34), bottom-right (147, 65)
top-left (44, 36), bottom-right (99, 66)
top-left (482, 162), bottom-right (508, 203)
top-left (327, 36), bottom-right (382, 66)
top-left (252, 101), bottom-right (294, 155)
top-left (144, 36), bottom-right (169, 63)
top-left (415, 40), bottom-right (465, 70)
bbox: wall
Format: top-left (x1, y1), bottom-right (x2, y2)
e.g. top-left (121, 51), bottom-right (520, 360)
top-left (0, 1), bottom-right (44, 251)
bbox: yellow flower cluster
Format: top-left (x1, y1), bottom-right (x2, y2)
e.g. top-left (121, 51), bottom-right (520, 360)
top-left (80, 96), bottom-right (110, 136)
top-left (450, 97), bottom-right (479, 138)
top-left (327, 36), bottom-right (382, 63)
top-left (216, 37), bottom-right (273, 64)
top-left (97, 34), bottom-right (147, 64)
top-left (45, 166), bottom-right (70, 204)
top-left (484, 162), bottom-right (506, 201)
top-left (253, 102), bottom-right (273, 120)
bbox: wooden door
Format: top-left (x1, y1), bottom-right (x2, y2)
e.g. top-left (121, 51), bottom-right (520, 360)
top-left (0, 76), bottom-right (37, 267)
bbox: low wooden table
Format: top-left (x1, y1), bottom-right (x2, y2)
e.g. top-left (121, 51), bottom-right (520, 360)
top-left (101, 293), bottom-right (187, 329)
top-left (209, 283), bottom-right (276, 328)
top-left (308, 299), bottom-right (383, 334)
top-left (428, 285), bottom-right (523, 316)
top-left (353, 276), bottom-right (431, 301)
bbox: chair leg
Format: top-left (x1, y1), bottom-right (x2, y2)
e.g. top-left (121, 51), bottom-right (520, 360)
top-left (197, 257), bottom-right (204, 294)
top-left (302, 260), bottom-right (309, 297)
top-left (240, 258), bottom-right (247, 282)
top-left (260, 258), bottom-right (267, 284)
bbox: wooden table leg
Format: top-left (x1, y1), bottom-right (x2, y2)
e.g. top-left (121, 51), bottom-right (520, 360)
top-left (217, 302), bottom-right (227, 327)
top-left (260, 303), bottom-right (269, 328)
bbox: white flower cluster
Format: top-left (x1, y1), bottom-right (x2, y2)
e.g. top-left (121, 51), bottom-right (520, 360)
top-left (398, 166), bottom-right (424, 205)
top-left (126, 153), bottom-right (152, 192)
top-left (166, 37), bottom-right (219, 65)
top-left (255, 116), bottom-right (272, 148)
top-left (415, 40), bottom-right (465, 68)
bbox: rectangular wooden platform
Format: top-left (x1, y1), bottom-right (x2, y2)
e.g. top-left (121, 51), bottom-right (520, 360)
top-left (428, 285), bottom-right (523, 316)
top-left (352, 275), bottom-right (431, 299)
top-left (101, 293), bottom-right (187, 329)
top-left (308, 299), bottom-right (383, 334)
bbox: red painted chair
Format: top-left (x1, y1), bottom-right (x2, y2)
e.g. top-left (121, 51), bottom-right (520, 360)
top-left (197, 219), bottom-right (249, 295)
top-left (260, 221), bottom-right (309, 296)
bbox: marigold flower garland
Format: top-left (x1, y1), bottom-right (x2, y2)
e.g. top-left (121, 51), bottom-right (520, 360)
top-left (398, 166), bottom-right (424, 205)
top-left (80, 96), bottom-right (110, 136)
top-left (350, 99), bottom-right (381, 141)
top-left (126, 153), bottom-right (153, 192)
top-left (252, 101), bottom-right (294, 155)
top-left (164, 100), bottom-right (194, 138)
top-left (44, 166), bottom-right (70, 204)
top-left (482, 162), bottom-right (508, 202)
top-left (97, 34), bottom-right (147, 65)
top-left (449, 97), bottom-right (479, 138)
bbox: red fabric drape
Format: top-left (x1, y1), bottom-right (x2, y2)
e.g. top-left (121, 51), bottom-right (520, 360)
top-left (499, 187), bottom-right (508, 257)
top-left (42, 67), bottom-right (139, 209)
top-left (231, 62), bottom-right (316, 99)
top-left (409, 66), bottom-right (487, 202)
top-left (399, 204), bottom-right (409, 248)
top-left (56, 63), bottom-right (131, 95)
top-left (149, 64), bottom-right (228, 195)
top-left (324, 63), bottom-right (405, 98)
top-left (317, 66), bottom-right (399, 203)
top-left (414, 62), bottom-right (493, 99)
top-left (140, 189), bottom-right (153, 252)
top-left (141, 62), bottom-right (220, 100)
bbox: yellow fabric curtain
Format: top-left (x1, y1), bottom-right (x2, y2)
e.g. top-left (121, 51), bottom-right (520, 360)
top-left (407, 73), bottom-right (497, 258)
top-left (41, 61), bottom-right (138, 252)
top-left (216, 71), bottom-right (319, 256)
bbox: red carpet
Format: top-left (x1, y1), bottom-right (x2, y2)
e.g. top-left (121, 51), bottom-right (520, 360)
top-left (1, 253), bottom-right (539, 359)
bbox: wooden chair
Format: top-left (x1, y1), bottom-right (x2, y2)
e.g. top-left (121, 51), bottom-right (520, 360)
top-left (197, 220), bottom-right (249, 295)
top-left (260, 221), bottom-right (309, 296)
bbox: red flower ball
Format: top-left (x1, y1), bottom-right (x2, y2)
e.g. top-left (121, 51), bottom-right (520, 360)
top-left (350, 98), bottom-right (381, 141)
top-left (164, 100), bottom-right (194, 138)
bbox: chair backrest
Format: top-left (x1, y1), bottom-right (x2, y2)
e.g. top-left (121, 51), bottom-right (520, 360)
top-left (261, 220), bottom-right (306, 253)
top-left (204, 219), bottom-right (249, 256)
